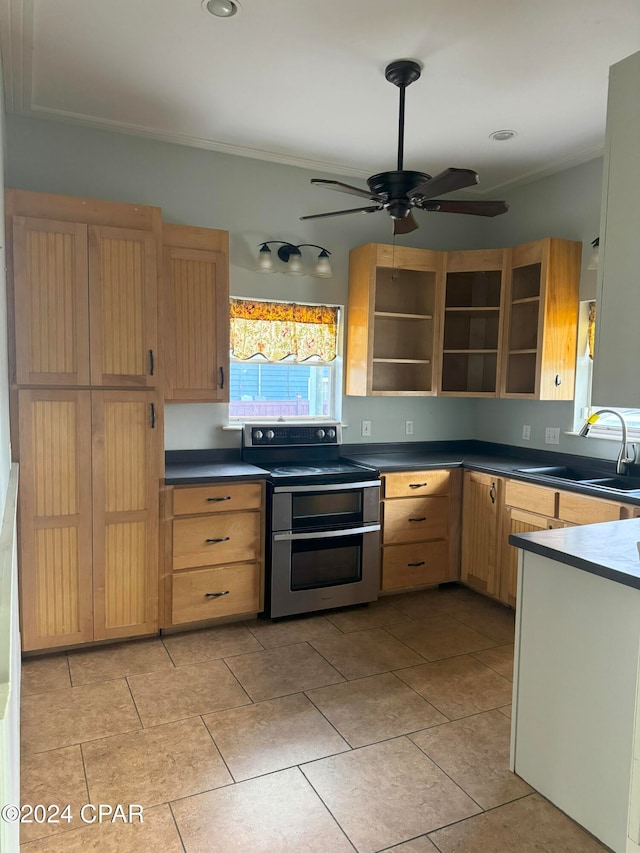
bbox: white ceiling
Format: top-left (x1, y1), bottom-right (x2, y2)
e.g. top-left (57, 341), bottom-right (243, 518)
top-left (1, 0), bottom-right (639, 194)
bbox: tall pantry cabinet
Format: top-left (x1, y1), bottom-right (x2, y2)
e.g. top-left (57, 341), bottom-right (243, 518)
top-left (7, 191), bottom-right (163, 651)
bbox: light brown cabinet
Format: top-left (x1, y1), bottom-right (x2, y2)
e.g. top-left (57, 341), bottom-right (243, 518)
top-left (346, 238), bottom-right (581, 399)
top-left (10, 208), bottom-right (159, 390)
top-left (381, 469), bottom-right (461, 592)
top-left (18, 389), bottom-right (161, 651)
top-left (440, 249), bottom-right (506, 396)
top-left (164, 481), bottom-right (265, 628)
top-left (461, 471), bottom-right (502, 596)
top-left (501, 238), bottom-right (581, 399)
top-left (345, 243), bottom-right (444, 396)
top-left (163, 223), bottom-right (229, 402)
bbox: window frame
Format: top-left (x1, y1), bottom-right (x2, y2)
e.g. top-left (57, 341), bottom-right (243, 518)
top-left (228, 297), bottom-right (343, 425)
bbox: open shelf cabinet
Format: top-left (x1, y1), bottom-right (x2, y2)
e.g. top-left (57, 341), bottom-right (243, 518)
top-left (439, 249), bottom-right (506, 396)
top-left (345, 244), bottom-right (444, 396)
top-left (500, 238), bottom-right (582, 399)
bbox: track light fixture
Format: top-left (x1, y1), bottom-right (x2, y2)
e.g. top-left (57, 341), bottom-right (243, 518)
top-left (255, 242), bottom-right (332, 278)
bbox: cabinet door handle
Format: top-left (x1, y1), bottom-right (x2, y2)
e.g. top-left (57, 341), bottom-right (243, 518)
top-left (408, 561), bottom-right (426, 567)
top-left (206, 537), bottom-right (230, 544)
top-left (409, 483), bottom-right (427, 489)
top-left (555, 374), bottom-right (562, 386)
top-left (489, 482), bottom-right (496, 504)
top-left (219, 366), bottom-right (225, 389)
top-left (150, 403), bottom-right (156, 429)
top-left (409, 516), bottom-right (426, 522)
top-left (149, 349), bottom-right (155, 376)
top-left (207, 496), bottom-right (231, 502)
top-left (205, 591), bottom-right (230, 599)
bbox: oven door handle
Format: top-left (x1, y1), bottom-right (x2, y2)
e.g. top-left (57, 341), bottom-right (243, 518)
top-left (273, 480), bottom-right (380, 493)
top-left (273, 524), bottom-right (381, 542)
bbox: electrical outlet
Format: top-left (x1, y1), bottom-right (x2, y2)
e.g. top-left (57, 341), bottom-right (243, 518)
top-left (361, 420), bottom-right (372, 437)
top-left (522, 424), bottom-right (531, 441)
top-left (405, 420), bottom-right (414, 436)
top-left (545, 426), bottom-right (560, 445)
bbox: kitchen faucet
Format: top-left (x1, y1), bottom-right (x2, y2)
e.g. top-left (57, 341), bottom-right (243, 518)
top-left (578, 409), bottom-right (636, 475)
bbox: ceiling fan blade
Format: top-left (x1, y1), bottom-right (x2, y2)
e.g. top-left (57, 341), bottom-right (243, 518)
top-left (300, 205), bottom-right (382, 221)
top-left (418, 199), bottom-right (509, 217)
top-left (393, 211), bottom-right (419, 235)
top-left (408, 167), bottom-right (479, 201)
top-left (311, 179), bottom-right (384, 203)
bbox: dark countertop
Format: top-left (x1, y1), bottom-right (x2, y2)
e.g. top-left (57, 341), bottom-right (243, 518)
top-left (163, 441), bottom-right (640, 505)
top-left (165, 461), bottom-right (269, 485)
top-left (510, 519), bottom-right (640, 590)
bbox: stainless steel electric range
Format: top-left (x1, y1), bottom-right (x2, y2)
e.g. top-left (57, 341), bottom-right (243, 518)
top-left (242, 423), bottom-right (381, 619)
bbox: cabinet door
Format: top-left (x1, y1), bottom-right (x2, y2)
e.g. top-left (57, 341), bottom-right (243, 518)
top-left (89, 226), bottom-right (158, 388)
top-left (461, 471), bottom-right (501, 596)
top-left (18, 390), bottom-right (93, 651)
top-left (499, 507), bottom-right (555, 607)
top-left (12, 217), bottom-right (90, 386)
top-left (164, 245), bottom-right (229, 401)
top-left (91, 391), bottom-right (160, 640)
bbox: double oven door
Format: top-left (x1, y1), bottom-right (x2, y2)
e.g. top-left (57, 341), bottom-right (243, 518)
top-left (269, 479), bottom-right (381, 618)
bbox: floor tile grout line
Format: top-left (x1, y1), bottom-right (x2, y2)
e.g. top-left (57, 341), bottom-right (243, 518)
top-left (422, 790), bottom-right (541, 846)
top-left (218, 656), bottom-right (257, 705)
top-left (167, 802), bottom-right (188, 853)
top-left (78, 742), bottom-right (92, 806)
top-left (302, 690), bottom-right (354, 750)
top-left (198, 714), bottom-right (238, 784)
top-left (387, 670), bottom-right (452, 720)
top-left (296, 765), bottom-right (359, 852)
top-left (124, 676), bottom-right (145, 729)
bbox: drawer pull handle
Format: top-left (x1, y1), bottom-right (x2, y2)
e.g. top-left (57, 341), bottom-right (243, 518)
top-left (207, 496), bottom-right (231, 502)
top-left (409, 516), bottom-right (426, 522)
top-left (205, 591), bottom-right (230, 599)
top-left (408, 561), bottom-right (426, 567)
top-left (489, 483), bottom-right (496, 504)
top-left (409, 483), bottom-right (427, 489)
top-left (206, 537), bottom-right (230, 544)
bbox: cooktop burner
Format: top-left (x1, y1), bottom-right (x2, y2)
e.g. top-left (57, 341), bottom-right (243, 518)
top-left (269, 465), bottom-right (324, 476)
top-left (266, 461), bottom-right (372, 479)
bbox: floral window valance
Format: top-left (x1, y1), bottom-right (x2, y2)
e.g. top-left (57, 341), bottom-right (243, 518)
top-left (230, 298), bottom-right (338, 362)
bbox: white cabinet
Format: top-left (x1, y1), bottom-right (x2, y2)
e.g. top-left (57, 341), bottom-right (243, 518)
top-left (592, 50), bottom-right (640, 406)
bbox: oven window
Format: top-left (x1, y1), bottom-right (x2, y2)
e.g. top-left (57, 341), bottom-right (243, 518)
top-left (291, 491), bottom-right (362, 529)
top-left (290, 535), bottom-right (362, 591)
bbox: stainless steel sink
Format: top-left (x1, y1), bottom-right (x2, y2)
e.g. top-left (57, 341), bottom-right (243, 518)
top-left (516, 466), bottom-right (605, 481)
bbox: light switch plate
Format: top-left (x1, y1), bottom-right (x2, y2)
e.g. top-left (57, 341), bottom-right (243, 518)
top-left (545, 427), bottom-right (560, 445)
top-left (405, 420), bottom-right (414, 435)
top-left (522, 425), bottom-right (531, 440)
top-left (361, 420), bottom-right (372, 437)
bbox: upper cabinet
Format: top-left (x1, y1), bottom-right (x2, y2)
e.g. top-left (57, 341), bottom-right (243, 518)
top-left (7, 191), bottom-right (161, 390)
top-left (501, 238), bottom-right (581, 400)
top-left (162, 223), bottom-right (229, 402)
top-left (346, 239), bottom-right (581, 399)
top-left (440, 249), bottom-right (506, 397)
top-left (345, 243), bottom-right (444, 396)
top-left (592, 50), bottom-right (640, 406)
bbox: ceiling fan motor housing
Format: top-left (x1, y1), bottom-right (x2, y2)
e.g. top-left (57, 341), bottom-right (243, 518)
top-left (368, 170), bottom-right (431, 218)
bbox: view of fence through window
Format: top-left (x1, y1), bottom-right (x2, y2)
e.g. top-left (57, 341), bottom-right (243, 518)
top-left (229, 360), bottom-right (333, 418)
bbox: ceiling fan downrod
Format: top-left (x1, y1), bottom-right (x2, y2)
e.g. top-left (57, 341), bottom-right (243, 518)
top-left (384, 60), bottom-right (422, 172)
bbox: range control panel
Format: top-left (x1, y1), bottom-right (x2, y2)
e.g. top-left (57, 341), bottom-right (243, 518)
top-left (243, 423), bottom-right (342, 447)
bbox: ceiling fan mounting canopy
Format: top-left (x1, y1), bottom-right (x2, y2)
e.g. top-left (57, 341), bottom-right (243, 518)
top-left (301, 59), bottom-right (509, 235)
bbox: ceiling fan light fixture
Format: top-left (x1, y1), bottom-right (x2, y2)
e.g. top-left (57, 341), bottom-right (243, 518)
top-left (203, 0), bottom-right (240, 18)
top-left (489, 129), bottom-right (517, 142)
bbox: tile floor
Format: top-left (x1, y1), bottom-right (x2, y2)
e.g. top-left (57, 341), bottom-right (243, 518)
top-left (19, 584), bottom-right (609, 852)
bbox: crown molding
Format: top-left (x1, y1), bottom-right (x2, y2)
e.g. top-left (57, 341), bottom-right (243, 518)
top-left (0, 0), bottom-right (33, 113)
top-left (476, 144), bottom-right (604, 196)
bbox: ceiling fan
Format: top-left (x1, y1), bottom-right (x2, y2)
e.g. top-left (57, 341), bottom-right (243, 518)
top-left (301, 60), bottom-right (509, 236)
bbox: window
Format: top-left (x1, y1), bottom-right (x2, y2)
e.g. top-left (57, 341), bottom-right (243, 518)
top-left (229, 298), bottom-right (341, 421)
top-left (584, 408), bottom-right (640, 440)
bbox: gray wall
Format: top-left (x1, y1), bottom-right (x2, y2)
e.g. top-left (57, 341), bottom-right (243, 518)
top-left (0, 65), bottom-right (12, 515)
top-left (4, 114), bottom-right (616, 460)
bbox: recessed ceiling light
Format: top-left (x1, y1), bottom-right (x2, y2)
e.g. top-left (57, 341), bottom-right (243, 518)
top-left (490, 129), bottom-right (518, 142)
top-left (203, 0), bottom-right (240, 18)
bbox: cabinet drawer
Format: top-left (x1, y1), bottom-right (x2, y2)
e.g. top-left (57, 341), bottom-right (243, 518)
top-left (172, 563), bottom-right (260, 625)
top-left (173, 511), bottom-right (261, 569)
top-left (382, 540), bottom-right (449, 591)
top-left (384, 469), bottom-right (451, 498)
top-left (173, 482), bottom-right (263, 515)
top-left (504, 480), bottom-right (557, 516)
top-left (557, 491), bottom-right (626, 525)
top-left (383, 496), bottom-right (449, 544)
